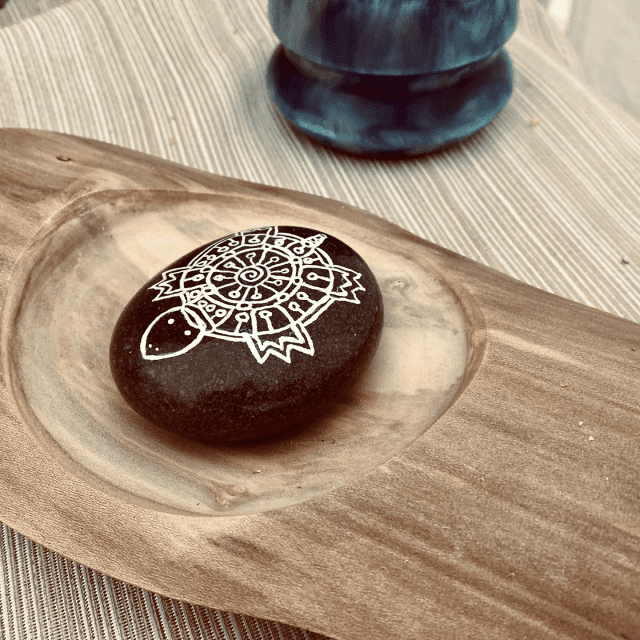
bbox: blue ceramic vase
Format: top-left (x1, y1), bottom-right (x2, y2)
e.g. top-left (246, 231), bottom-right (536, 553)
top-left (267, 0), bottom-right (518, 156)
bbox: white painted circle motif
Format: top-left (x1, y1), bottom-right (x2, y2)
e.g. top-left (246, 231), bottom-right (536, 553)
top-left (140, 227), bottom-right (366, 364)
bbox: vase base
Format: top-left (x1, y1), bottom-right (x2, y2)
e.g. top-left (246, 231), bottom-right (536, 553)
top-left (267, 45), bottom-right (514, 157)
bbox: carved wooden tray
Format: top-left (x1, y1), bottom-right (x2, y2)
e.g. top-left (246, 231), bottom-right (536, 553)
top-left (0, 129), bottom-right (638, 640)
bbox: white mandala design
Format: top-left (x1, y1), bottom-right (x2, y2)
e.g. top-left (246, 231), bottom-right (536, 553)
top-left (140, 227), bottom-right (365, 364)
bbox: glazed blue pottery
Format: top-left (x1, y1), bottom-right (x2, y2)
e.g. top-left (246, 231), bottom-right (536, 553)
top-left (267, 0), bottom-right (518, 156)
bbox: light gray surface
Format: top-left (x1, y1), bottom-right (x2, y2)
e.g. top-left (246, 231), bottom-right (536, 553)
top-left (567, 0), bottom-right (640, 120)
top-left (0, 0), bottom-right (74, 25)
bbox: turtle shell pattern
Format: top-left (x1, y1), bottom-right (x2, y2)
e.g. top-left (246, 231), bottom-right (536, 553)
top-left (141, 226), bottom-right (365, 364)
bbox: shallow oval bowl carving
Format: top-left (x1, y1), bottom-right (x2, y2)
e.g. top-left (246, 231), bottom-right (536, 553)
top-left (7, 190), bottom-right (476, 515)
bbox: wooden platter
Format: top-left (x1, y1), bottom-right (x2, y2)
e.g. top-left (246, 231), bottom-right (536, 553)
top-left (0, 129), bottom-right (639, 640)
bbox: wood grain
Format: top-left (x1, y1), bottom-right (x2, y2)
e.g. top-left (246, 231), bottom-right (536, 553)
top-left (0, 129), bottom-right (639, 640)
top-left (7, 189), bottom-right (471, 515)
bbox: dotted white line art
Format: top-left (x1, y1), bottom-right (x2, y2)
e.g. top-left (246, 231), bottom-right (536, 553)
top-left (140, 227), bottom-right (365, 364)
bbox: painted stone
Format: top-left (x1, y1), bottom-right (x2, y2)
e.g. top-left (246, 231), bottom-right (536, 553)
top-left (110, 226), bottom-right (384, 443)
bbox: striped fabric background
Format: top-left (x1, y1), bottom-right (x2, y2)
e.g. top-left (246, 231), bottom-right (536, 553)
top-left (0, 0), bottom-right (639, 638)
top-left (0, 525), bottom-right (318, 640)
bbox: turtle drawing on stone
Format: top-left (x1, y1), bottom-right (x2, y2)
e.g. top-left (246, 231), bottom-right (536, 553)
top-left (140, 226), bottom-right (366, 364)
top-left (110, 224), bottom-right (383, 442)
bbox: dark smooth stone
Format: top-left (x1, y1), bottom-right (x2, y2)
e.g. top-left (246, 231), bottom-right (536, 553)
top-left (267, 44), bottom-right (513, 156)
top-left (110, 226), bottom-right (384, 444)
top-left (269, 0), bottom-right (518, 75)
